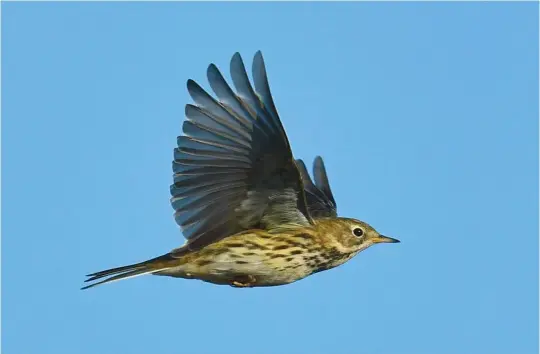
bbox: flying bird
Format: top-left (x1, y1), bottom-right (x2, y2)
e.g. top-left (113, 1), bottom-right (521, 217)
top-left (82, 51), bottom-right (399, 290)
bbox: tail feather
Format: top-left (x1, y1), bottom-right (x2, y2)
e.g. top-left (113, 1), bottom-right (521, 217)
top-left (82, 253), bottom-right (178, 290)
top-left (81, 267), bottom-right (155, 290)
top-left (85, 264), bottom-right (142, 280)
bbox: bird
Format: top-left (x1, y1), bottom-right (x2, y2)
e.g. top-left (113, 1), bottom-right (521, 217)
top-left (82, 51), bottom-right (399, 290)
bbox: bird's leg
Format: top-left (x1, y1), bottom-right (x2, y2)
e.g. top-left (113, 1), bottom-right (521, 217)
top-left (230, 275), bottom-right (257, 288)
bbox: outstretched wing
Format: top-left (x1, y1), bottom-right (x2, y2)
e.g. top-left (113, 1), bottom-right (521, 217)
top-left (296, 156), bottom-right (337, 218)
top-left (170, 51), bottom-right (313, 253)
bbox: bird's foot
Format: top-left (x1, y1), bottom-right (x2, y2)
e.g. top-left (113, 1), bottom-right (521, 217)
top-left (230, 275), bottom-right (256, 288)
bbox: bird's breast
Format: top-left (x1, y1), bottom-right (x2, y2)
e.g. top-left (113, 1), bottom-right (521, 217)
top-left (160, 232), bottom-right (356, 287)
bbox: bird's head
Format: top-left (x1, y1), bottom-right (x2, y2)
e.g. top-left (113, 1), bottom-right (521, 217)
top-left (318, 217), bottom-right (400, 255)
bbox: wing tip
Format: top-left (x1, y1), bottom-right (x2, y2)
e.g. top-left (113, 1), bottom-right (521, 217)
top-left (206, 62), bottom-right (219, 77)
top-left (253, 50), bottom-right (265, 69)
top-left (231, 52), bottom-right (242, 61)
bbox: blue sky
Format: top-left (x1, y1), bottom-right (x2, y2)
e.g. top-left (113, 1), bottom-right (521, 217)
top-left (3, 2), bottom-right (538, 354)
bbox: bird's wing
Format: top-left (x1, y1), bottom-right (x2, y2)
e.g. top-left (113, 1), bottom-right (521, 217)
top-left (296, 157), bottom-right (337, 218)
top-left (170, 51), bottom-right (314, 253)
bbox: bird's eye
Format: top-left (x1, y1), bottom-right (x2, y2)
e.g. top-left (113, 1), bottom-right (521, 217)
top-left (353, 228), bottom-right (364, 237)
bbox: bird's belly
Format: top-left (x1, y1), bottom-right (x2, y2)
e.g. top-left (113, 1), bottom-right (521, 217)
top-left (158, 252), bottom-right (310, 287)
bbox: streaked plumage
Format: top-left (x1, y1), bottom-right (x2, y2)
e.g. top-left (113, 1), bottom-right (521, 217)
top-left (82, 51), bottom-right (399, 290)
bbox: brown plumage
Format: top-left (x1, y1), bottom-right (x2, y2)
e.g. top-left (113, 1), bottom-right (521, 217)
top-left (82, 52), bottom-right (399, 290)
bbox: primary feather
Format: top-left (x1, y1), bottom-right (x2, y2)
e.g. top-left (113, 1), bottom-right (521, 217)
top-left (296, 157), bottom-right (337, 218)
top-left (171, 51), bottom-right (313, 254)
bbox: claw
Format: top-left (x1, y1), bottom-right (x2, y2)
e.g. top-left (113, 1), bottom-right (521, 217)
top-left (231, 275), bottom-right (256, 287)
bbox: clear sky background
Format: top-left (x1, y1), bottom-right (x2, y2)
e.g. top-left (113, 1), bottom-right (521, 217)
top-left (3, 2), bottom-right (538, 354)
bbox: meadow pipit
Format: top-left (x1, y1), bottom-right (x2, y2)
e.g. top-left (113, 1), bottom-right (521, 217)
top-left (82, 51), bottom-right (399, 290)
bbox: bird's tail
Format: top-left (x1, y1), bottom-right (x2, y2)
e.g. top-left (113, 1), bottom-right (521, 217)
top-left (81, 253), bottom-right (178, 290)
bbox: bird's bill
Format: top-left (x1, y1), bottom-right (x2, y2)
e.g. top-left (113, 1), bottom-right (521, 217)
top-left (372, 235), bottom-right (400, 244)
